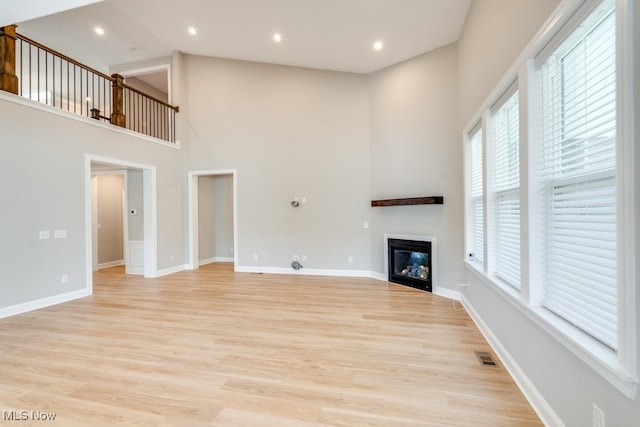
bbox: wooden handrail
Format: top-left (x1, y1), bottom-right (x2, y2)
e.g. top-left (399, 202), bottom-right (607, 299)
top-left (5, 28), bottom-right (180, 142)
top-left (15, 32), bottom-right (113, 81)
top-left (122, 81), bottom-right (179, 112)
top-left (17, 31), bottom-right (179, 112)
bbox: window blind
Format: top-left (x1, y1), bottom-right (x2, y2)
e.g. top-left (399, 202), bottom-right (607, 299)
top-left (492, 91), bottom-right (520, 289)
top-left (539, 0), bottom-right (617, 349)
top-left (468, 128), bottom-right (484, 264)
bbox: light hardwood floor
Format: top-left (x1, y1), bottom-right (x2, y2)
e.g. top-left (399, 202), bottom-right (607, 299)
top-left (0, 263), bottom-right (542, 426)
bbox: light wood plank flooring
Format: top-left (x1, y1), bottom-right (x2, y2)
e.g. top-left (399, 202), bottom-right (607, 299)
top-left (0, 263), bottom-right (542, 426)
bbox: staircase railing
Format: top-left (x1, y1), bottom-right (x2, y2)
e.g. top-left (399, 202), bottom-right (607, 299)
top-left (0, 25), bottom-right (179, 143)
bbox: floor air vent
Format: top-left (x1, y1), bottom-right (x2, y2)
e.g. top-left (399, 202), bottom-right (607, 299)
top-left (475, 351), bottom-right (498, 367)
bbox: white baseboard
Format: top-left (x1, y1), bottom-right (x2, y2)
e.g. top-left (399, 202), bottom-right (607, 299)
top-left (236, 266), bottom-right (462, 301)
top-left (370, 271), bottom-right (459, 301)
top-left (126, 265), bottom-right (144, 275)
top-left (154, 264), bottom-right (187, 278)
top-left (434, 286), bottom-right (461, 300)
top-left (0, 288), bottom-right (91, 319)
top-left (461, 295), bottom-right (565, 427)
top-left (0, 271), bottom-right (458, 317)
top-left (235, 265), bottom-right (372, 278)
top-left (199, 257), bottom-right (233, 266)
top-left (97, 259), bottom-right (124, 270)
top-left (370, 271), bottom-right (387, 281)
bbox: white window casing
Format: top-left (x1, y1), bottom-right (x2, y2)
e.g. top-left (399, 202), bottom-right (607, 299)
top-left (462, 0), bottom-right (637, 397)
top-left (489, 88), bottom-right (521, 290)
top-left (466, 125), bottom-right (485, 266)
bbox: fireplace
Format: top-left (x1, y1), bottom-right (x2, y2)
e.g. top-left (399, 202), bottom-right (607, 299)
top-left (386, 237), bottom-right (433, 292)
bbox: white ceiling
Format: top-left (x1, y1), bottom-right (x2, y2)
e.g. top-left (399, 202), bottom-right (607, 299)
top-left (14, 0), bottom-right (471, 75)
top-left (1, 0), bottom-right (102, 27)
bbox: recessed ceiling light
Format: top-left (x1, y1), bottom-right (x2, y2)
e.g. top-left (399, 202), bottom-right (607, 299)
top-left (273, 33), bottom-right (282, 43)
top-left (188, 27), bottom-right (197, 36)
top-left (94, 27), bottom-right (105, 36)
top-left (373, 41), bottom-right (383, 51)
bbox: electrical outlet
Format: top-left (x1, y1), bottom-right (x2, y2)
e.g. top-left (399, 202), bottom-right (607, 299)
top-left (253, 254), bottom-right (258, 261)
top-left (61, 274), bottom-right (69, 284)
top-left (293, 255), bottom-right (300, 261)
top-left (348, 256), bottom-right (353, 263)
top-left (302, 255), bottom-right (308, 262)
top-left (593, 404), bottom-right (605, 427)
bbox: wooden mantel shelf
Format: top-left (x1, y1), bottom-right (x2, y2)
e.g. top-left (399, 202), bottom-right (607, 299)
top-left (371, 196), bottom-right (444, 207)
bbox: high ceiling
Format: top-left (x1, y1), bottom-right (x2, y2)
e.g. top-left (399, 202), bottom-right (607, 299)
top-left (13, 0), bottom-right (471, 75)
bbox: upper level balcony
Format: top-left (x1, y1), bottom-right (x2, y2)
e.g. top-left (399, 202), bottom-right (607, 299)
top-left (0, 25), bottom-right (179, 143)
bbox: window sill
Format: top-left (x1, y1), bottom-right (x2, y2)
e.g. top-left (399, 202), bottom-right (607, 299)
top-left (464, 260), bottom-right (638, 399)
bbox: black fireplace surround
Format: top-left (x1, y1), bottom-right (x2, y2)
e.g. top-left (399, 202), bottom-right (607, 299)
top-left (387, 238), bottom-right (432, 292)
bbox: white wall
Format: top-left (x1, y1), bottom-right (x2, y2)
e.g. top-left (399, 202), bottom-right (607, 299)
top-left (96, 174), bottom-right (123, 265)
top-left (0, 95), bottom-right (185, 310)
top-left (197, 176), bottom-right (216, 262)
top-left (125, 76), bottom-right (168, 103)
top-left (212, 174), bottom-right (234, 260)
top-left (458, 0), bottom-right (561, 127)
top-left (458, 1), bottom-right (640, 426)
top-left (197, 174), bottom-right (234, 263)
top-left (4, 4), bottom-right (637, 424)
top-left (127, 169), bottom-right (144, 240)
top-left (182, 56), bottom-right (371, 272)
top-left (368, 43), bottom-right (461, 290)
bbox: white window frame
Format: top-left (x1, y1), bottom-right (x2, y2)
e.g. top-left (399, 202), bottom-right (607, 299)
top-left (462, 0), bottom-right (637, 398)
top-left (487, 83), bottom-right (521, 290)
top-left (465, 122), bottom-right (486, 269)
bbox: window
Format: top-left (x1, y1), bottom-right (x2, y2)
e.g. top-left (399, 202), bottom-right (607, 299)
top-left (491, 90), bottom-right (520, 289)
top-left (466, 126), bottom-right (484, 265)
top-left (463, 0), bottom-right (635, 394)
top-left (538, 0), bottom-right (617, 350)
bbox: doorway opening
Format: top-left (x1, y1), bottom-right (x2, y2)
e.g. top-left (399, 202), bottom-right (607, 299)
top-left (86, 155), bottom-right (157, 292)
top-left (91, 171), bottom-right (126, 272)
top-left (188, 170), bottom-right (238, 270)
